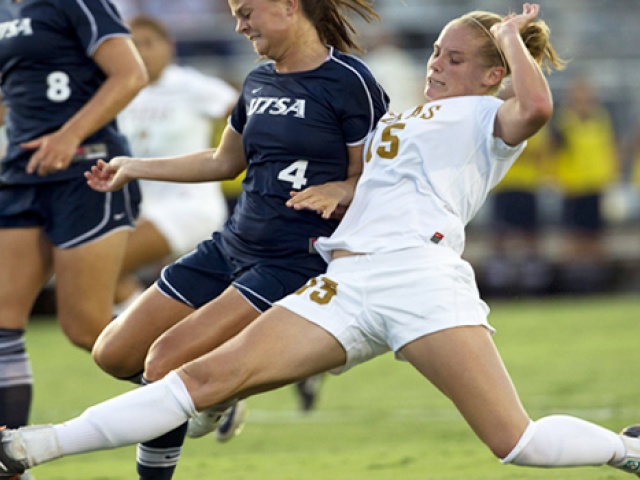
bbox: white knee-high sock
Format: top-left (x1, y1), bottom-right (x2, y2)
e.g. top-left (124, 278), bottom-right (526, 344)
top-left (53, 371), bottom-right (196, 458)
top-left (502, 415), bottom-right (626, 467)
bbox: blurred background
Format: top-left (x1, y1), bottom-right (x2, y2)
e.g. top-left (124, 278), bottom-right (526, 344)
top-left (37, 0), bottom-right (640, 305)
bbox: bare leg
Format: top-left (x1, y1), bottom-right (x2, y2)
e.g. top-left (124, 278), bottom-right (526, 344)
top-left (143, 286), bottom-right (261, 382)
top-left (54, 230), bottom-right (129, 351)
top-left (0, 228), bottom-right (52, 330)
top-left (399, 326), bottom-right (626, 468)
top-left (177, 305), bottom-right (346, 410)
top-left (399, 326), bottom-right (529, 458)
top-left (92, 286), bottom-right (194, 379)
top-left (115, 219), bottom-right (171, 304)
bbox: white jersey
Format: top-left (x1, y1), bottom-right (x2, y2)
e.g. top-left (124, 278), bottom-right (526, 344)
top-left (117, 64), bottom-right (238, 254)
top-left (315, 95), bottom-right (526, 260)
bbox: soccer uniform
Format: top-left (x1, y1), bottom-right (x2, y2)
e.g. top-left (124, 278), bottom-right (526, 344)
top-left (156, 48), bottom-right (389, 311)
top-left (117, 64), bottom-right (237, 255)
top-left (278, 96), bottom-right (526, 371)
top-left (0, 0), bottom-right (140, 247)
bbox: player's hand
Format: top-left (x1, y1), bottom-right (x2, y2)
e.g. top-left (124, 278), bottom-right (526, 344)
top-left (22, 130), bottom-right (80, 176)
top-left (491, 3), bottom-right (539, 40)
top-left (84, 157), bottom-right (132, 192)
top-left (286, 183), bottom-right (347, 219)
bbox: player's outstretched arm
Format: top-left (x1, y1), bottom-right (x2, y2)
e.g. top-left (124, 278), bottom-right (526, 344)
top-left (85, 126), bottom-right (247, 192)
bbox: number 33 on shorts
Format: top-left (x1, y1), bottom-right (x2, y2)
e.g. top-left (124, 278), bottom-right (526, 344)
top-left (295, 276), bottom-right (338, 305)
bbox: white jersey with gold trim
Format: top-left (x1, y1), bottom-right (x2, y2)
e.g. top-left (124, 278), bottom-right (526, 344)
top-left (315, 95), bottom-right (526, 259)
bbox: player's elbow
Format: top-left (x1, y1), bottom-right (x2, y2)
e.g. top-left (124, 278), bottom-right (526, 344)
top-left (129, 67), bottom-right (150, 94)
top-left (522, 93), bottom-right (553, 127)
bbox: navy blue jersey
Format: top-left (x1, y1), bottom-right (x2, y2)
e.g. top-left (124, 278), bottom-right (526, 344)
top-left (223, 48), bottom-right (389, 260)
top-left (0, 0), bottom-right (131, 184)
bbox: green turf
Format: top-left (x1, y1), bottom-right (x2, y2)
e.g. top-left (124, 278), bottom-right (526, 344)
top-left (24, 294), bottom-right (640, 479)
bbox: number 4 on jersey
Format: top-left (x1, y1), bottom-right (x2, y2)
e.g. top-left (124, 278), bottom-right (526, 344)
top-left (278, 159), bottom-right (309, 189)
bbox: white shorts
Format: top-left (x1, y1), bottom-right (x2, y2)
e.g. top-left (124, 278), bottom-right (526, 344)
top-left (140, 181), bottom-right (228, 256)
top-left (277, 245), bottom-right (493, 373)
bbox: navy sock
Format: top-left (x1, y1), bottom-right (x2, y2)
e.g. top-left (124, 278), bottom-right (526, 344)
top-left (0, 328), bottom-right (32, 428)
top-left (124, 370), bottom-right (144, 385)
top-left (136, 377), bottom-right (188, 480)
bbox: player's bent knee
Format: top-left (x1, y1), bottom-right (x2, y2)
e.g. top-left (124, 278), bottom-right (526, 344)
top-left (65, 329), bottom-right (99, 352)
top-left (92, 340), bottom-right (142, 379)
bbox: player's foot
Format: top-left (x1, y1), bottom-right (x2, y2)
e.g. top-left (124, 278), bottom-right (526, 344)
top-left (295, 374), bottom-right (324, 412)
top-left (0, 428), bottom-right (27, 478)
top-left (216, 400), bottom-right (247, 443)
top-left (187, 400), bottom-right (244, 438)
top-left (612, 425), bottom-right (640, 476)
top-left (186, 405), bottom-right (228, 439)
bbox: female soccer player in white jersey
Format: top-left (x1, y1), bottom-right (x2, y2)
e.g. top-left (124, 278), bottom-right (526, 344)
top-left (0, 0), bottom-right (147, 471)
top-left (4, 3), bottom-right (638, 480)
top-left (83, 0), bottom-right (388, 478)
top-left (114, 15), bottom-right (237, 315)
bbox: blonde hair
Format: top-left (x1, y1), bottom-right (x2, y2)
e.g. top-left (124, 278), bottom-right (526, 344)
top-left (458, 10), bottom-right (566, 76)
top-left (300, 0), bottom-right (380, 53)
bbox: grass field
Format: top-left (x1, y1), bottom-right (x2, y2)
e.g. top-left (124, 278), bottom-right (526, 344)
top-left (24, 294), bottom-right (640, 479)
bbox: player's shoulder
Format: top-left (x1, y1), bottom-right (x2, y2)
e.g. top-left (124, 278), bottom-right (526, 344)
top-left (59, 0), bottom-right (124, 19)
top-left (326, 48), bottom-right (376, 79)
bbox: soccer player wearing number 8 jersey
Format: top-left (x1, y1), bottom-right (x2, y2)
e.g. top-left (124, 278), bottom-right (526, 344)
top-left (0, 4), bottom-right (147, 477)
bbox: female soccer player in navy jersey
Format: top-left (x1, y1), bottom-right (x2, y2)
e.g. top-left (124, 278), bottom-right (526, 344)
top-left (6, 4), bottom-right (640, 479)
top-left (0, 0), bottom-right (147, 465)
top-left (84, 0), bottom-right (388, 478)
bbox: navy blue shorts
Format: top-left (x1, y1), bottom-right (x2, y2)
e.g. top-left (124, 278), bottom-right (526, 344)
top-left (563, 194), bottom-right (602, 231)
top-left (492, 191), bottom-right (538, 232)
top-left (0, 177), bottom-right (141, 248)
top-left (157, 232), bottom-right (328, 312)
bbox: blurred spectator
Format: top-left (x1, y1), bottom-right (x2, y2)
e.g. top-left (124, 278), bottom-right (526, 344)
top-left (549, 77), bottom-right (620, 293)
top-left (114, 15), bottom-right (238, 314)
top-left (482, 127), bottom-right (554, 297)
top-left (111, 0), bottom-right (227, 39)
top-left (362, 29), bottom-right (426, 112)
top-left (618, 114), bottom-right (640, 222)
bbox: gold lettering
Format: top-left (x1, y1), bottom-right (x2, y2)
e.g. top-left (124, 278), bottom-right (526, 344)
top-left (420, 105), bottom-right (441, 120)
top-left (309, 277), bottom-right (338, 305)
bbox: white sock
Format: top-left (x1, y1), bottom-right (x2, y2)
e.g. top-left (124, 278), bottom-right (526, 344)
top-left (502, 415), bottom-right (626, 466)
top-left (50, 371), bottom-right (196, 459)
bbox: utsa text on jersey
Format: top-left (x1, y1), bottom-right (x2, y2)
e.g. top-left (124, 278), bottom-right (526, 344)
top-left (0, 18), bottom-right (32, 39)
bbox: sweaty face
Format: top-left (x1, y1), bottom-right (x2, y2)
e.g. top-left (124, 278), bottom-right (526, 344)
top-left (131, 25), bottom-right (173, 83)
top-left (424, 22), bottom-right (496, 101)
top-left (228, 0), bottom-right (291, 60)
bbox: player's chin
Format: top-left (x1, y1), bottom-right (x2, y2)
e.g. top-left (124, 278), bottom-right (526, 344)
top-left (252, 38), bottom-right (268, 56)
